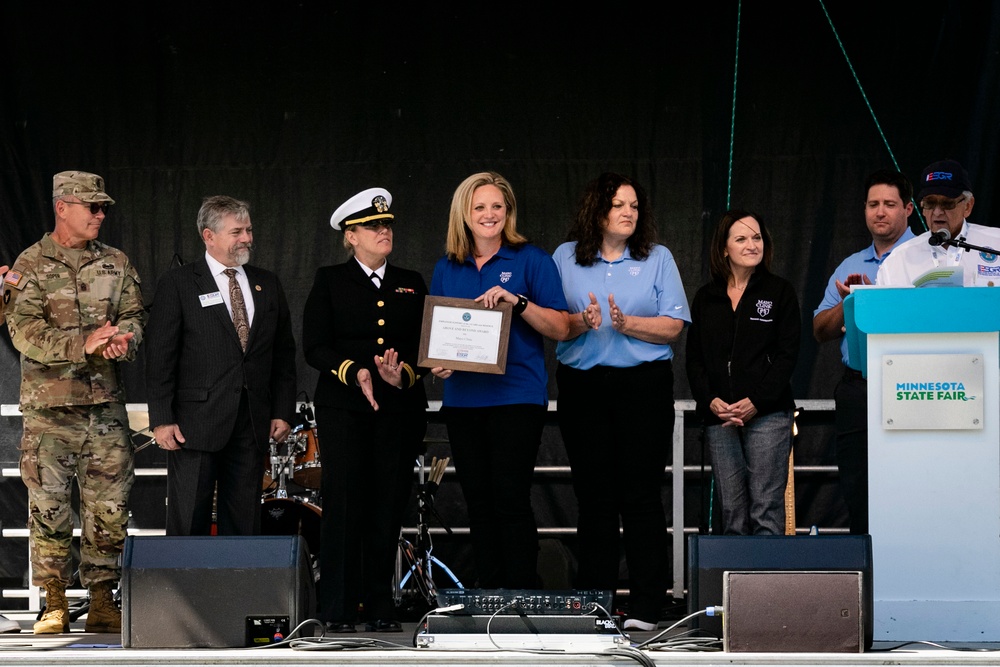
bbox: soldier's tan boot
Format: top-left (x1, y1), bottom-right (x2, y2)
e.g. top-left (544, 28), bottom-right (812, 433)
top-left (33, 580), bottom-right (69, 634)
top-left (84, 581), bottom-right (121, 633)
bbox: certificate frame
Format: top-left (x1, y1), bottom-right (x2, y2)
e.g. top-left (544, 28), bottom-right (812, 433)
top-left (418, 296), bottom-right (512, 374)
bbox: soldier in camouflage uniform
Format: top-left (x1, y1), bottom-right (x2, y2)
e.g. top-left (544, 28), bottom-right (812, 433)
top-left (0, 264), bottom-right (8, 324)
top-left (0, 264), bottom-right (18, 634)
top-left (2, 171), bottom-right (145, 635)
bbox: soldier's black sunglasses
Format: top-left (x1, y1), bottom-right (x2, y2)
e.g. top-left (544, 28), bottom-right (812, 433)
top-left (64, 201), bottom-right (111, 215)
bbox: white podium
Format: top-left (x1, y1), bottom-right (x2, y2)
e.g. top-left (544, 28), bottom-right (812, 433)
top-left (845, 287), bottom-right (1000, 641)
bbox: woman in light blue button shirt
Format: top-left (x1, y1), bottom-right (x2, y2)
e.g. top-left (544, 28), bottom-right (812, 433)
top-left (553, 172), bottom-right (690, 631)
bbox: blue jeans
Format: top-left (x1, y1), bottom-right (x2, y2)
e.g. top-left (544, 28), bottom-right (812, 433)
top-left (707, 410), bottom-right (792, 535)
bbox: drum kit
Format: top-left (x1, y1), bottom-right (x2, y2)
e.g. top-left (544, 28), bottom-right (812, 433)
top-left (130, 405), bottom-right (324, 558)
top-left (257, 411), bottom-right (465, 606)
top-left (261, 421), bottom-right (323, 569)
top-left (262, 423), bottom-right (322, 491)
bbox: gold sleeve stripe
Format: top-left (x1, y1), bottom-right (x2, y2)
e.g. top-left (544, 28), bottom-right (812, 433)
top-left (336, 359), bottom-right (355, 385)
top-left (401, 362), bottom-right (416, 389)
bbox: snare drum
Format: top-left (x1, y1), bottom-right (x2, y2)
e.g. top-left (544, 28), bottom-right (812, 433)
top-left (292, 427), bottom-right (322, 489)
top-left (260, 497), bottom-right (322, 559)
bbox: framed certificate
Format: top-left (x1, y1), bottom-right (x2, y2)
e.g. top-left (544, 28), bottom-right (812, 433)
top-left (417, 296), bottom-right (512, 374)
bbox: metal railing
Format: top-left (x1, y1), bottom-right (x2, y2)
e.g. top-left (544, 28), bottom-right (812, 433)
top-left (1, 399), bottom-right (837, 610)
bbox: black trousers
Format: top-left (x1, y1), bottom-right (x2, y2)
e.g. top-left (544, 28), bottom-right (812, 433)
top-left (315, 405), bottom-right (425, 623)
top-left (166, 389), bottom-right (263, 536)
top-left (556, 360), bottom-right (673, 622)
top-left (834, 367), bottom-right (869, 535)
top-left (444, 403), bottom-right (546, 589)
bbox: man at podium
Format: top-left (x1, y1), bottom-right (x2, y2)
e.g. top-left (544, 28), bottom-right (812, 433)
top-left (877, 159), bottom-right (1000, 287)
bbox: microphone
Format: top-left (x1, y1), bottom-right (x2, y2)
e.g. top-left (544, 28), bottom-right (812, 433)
top-left (928, 228), bottom-right (951, 247)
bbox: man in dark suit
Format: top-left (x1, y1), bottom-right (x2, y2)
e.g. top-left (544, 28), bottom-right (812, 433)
top-left (145, 195), bottom-right (297, 536)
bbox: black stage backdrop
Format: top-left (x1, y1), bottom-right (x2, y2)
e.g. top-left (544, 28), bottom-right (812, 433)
top-left (0, 1), bottom-right (997, 593)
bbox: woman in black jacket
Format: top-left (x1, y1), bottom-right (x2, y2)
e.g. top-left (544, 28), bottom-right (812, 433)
top-left (303, 188), bottom-right (428, 633)
top-left (686, 209), bottom-right (800, 535)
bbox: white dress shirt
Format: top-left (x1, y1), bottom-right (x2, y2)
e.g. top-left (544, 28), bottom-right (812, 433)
top-left (205, 252), bottom-right (256, 326)
top-left (876, 221), bottom-right (1000, 287)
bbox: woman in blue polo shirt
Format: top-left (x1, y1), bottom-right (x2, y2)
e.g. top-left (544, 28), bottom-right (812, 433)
top-left (430, 171), bottom-right (570, 589)
top-left (553, 172), bottom-right (690, 632)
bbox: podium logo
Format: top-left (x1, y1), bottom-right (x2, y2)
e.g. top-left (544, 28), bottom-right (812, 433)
top-left (895, 382), bottom-right (975, 402)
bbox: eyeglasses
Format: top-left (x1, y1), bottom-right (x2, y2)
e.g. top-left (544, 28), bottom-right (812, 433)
top-left (919, 196), bottom-right (966, 212)
top-left (63, 200), bottom-right (111, 215)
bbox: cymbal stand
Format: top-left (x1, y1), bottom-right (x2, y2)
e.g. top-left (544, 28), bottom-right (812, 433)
top-left (131, 428), bottom-right (156, 453)
top-left (268, 438), bottom-right (298, 499)
top-left (394, 455), bottom-right (463, 608)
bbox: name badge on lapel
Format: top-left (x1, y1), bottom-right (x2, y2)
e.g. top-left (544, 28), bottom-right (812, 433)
top-left (199, 291), bottom-right (224, 307)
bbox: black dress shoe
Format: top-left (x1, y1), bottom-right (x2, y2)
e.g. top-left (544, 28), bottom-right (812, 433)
top-left (324, 621), bottom-right (357, 634)
top-left (364, 619), bottom-right (402, 632)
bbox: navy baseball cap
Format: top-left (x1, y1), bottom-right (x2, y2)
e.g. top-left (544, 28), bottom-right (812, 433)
top-left (917, 159), bottom-right (972, 200)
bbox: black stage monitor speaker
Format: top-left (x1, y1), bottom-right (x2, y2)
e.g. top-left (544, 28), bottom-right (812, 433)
top-left (121, 535), bottom-right (316, 648)
top-left (687, 535), bottom-right (873, 649)
top-left (723, 571), bottom-right (864, 652)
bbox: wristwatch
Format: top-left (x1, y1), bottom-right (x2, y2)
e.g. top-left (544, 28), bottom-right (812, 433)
top-left (513, 294), bottom-right (528, 315)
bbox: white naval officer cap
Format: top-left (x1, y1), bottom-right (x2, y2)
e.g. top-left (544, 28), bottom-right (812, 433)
top-left (330, 187), bottom-right (394, 231)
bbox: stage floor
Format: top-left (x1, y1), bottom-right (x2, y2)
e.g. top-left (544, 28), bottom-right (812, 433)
top-left (0, 616), bottom-right (997, 667)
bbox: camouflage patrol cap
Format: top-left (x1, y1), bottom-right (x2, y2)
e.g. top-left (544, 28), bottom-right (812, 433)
top-left (52, 171), bottom-right (115, 204)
